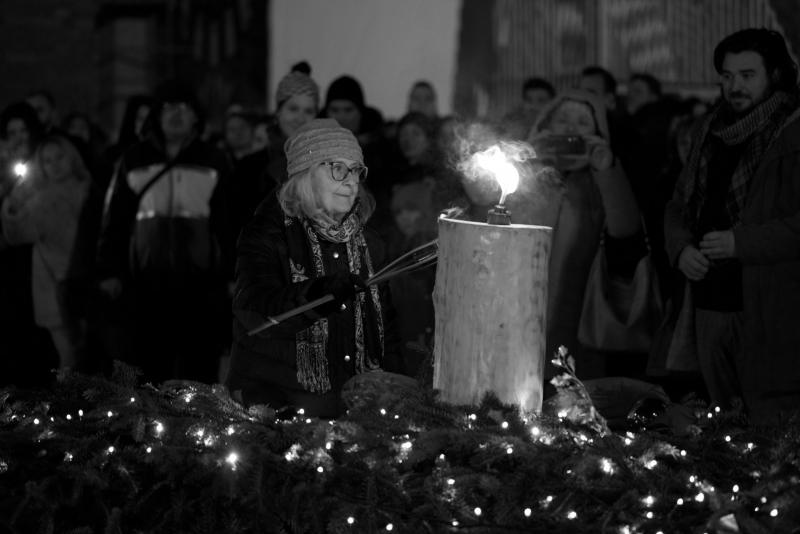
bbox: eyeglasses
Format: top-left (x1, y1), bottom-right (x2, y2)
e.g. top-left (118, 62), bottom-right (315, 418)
top-left (322, 161), bottom-right (368, 183)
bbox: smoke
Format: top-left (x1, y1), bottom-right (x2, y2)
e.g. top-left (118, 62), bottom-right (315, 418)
top-left (439, 119), bottom-right (557, 208)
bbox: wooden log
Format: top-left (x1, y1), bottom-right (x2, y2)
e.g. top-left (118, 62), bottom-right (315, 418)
top-left (433, 217), bottom-right (552, 412)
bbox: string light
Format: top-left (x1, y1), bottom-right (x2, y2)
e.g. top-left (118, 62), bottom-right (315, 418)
top-left (107, 411), bottom-right (113, 418)
top-left (523, 507), bottom-right (531, 517)
top-left (446, 478), bottom-right (455, 485)
top-left (530, 426), bottom-right (541, 437)
top-left (645, 511), bottom-right (654, 519)
top-left (506, 447), bottom-right (513, 454)
top-left (33, 418), bottom-right (40, 425)
top-left (676, 498), bottom-right (684, 505)
top-left (317, 466), bottom-right (324, 473)
top-left (566, 510), bottom-right (577, 520)
top-left (600, 458), bottom-right (615, 474)
top-left (297, 408), bottom-right (305, 415)
top-left (724, 435), bottom-right (731, 442)
top-left (226, 426), bottom-right (235, 436)
top-left (770, 509), bottom-right (778, 517)
top-left (400, 441), bottom-right (412, 451)
top-left (346, 517), bottom-right (355, 525)
top-left (380, 409), bottom-right (387, 416)
top-left (225, 451), bottom-right (239, 470)
top-left (474, 507), bottom-right (482, 516)
top-left (695, 492), bottom-right (705, 502)
top-left (146, 447), bottom-right (152, 453)
top-left (78, 409), bottom-right (84, 417)
top-left (501, 421), bottom-right (509, 429)
top-left (385, 524), bottom-right (393, 531)
top-left (452, 520), bottom-right (459, 527)
top-left (154, 421), bottom-right (165, 436)
top-left (107, 446), bottom-right (115, 454)
top-left (66, 414), bottom-right (72, 421)
top-left (732, 484), bottom-right (739, 493)
top-left (438, 454), bottom-right (445, 461)
top-left (130, 397), bottom-right (136, 403)
top-left (64, 452), bottom-right (73, 462)
top-left (642, 495), bottom-right (655, 507)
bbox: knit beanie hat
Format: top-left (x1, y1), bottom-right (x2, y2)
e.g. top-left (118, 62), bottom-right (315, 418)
top-left (324, 75), bottom-right (365, 111)
top-left (275, 72), bottom-right (320, 110)
top-left (284, 118), bottom-right (363, 176)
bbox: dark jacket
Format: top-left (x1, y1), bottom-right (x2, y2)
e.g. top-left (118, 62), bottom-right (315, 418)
top-left (96, 135), bottom-right (231, 285)
top-left (665, 107), bottom-right (800, 421)
top-left (227, 196), bottom-right (401, 417)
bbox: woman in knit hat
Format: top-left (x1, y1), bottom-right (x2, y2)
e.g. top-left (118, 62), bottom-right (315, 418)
top-left (228, 118), bottom-right (401, 418)
top-left (264, 71), bottom-right (320, 186)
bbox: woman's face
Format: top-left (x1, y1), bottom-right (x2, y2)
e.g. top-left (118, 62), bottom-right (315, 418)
top-left (252, 123), bottom-right (269, 151)
top-left (224, 116), bottom-right (254, 152)
top-left (549, 100), bottom-right (596, 137)
top-left (312, 157), bottom-right (360, 221)
top-left (277, 94), bottom-right (317, 138)
top-left (398, 122), bottom-right (430, 164)
top-left (41, 143), bottom-right (70, 183)
top-left (6, 118), bottom-right (31, 159)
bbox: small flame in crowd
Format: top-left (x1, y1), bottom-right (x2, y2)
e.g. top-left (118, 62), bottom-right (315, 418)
top-left (12, 161), bottom-right (28, 181)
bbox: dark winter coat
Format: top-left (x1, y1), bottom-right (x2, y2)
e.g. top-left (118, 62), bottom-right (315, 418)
top-left (227, 196), bottom-right (402, 417)
top-left (665, 108), bottom-right (800, 421)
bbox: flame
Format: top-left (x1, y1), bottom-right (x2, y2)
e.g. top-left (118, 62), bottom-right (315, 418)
top-left (472, 145), bottom-right (519, 205)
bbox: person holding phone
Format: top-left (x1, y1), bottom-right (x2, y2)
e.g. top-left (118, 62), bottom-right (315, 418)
top-left (528, 89), bottom-right (643, 380)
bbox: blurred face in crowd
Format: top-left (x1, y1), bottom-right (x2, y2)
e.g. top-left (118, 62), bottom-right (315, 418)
top-left (160, 101), bottom-right (197, 144)
top-left (522, 87), bottom-right (553, 118)
top-left (67, 115), bottom-right (91, 143)
top-left (398, 122), bottom-right (430, 165)
top-left (626, 79), bottom-right (657, 114)
top-left (549, 100), bottom-right (597, 137)
top-left (720, 51), bottom-right (772, 115)
top-left (408, 84), bottom-right (437, 118)
top-left (41, 142), bottom-right (70, 183)
top-left (134, 104), bottom-right (151, 137)
top-left (580, 74), bottom-right (616, 110)
top-left (327, 99), bottom-right (361, 134)
top-left (277, 94), bottom-right (317, 139)
top-left (224, 115), bottom-right (254, 154)
top-left (26, 94), bottom-right (54, 128)
top-left (5, 118), bottom-right (31, 159)
top-left (313, 157), bottom-right (361, 221)
top-left (252, 123), bottom-right (269, 151)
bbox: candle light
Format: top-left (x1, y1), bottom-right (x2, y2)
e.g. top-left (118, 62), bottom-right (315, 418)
top-left (471, 145), bottom-right (520, 225)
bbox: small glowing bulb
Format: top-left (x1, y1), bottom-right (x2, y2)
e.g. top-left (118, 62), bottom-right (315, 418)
top-left (130, 397), bottom-right (136, 403)
top-left (297, 408), bottom-right (305, 415)
top-left (642, 495), bottom-right (655, 507)
top-left (385, 524), bottom-right (393, 531)
top-left (474, 507), bottom-right (482, 516)
top-left (155, 422), bottom-right (164, 435)
top-left (680, 449), bottom-right (687, 457)
top-left (523, 507), bottom-right (531, 517)
top-left (347, 517), bottom-right (355, 525)
top-left (447, 478), bottom-right (455, 485)
top-left (66, 414), bottom-right (72, 421)
top-left (452, 520), bottom-right (459, 527)
top-left (677, 498), bottom-right (684, 505)
top-left (107, 411), bottom-right (113, 418)
top-left (33, 418), bottom-right (40, 425)
top-left (646, 511), bottom-right (654, 519)
top-left (689, 475), bottom-right (697, 483)
top-left (146, 447), bottom-right (152, 453)
top-left (557, 409), bottom-right (568, 418)
top-left (645, 459), bottom-right (658, 469)
top-left (624, 437), bottom-right (632, 445)
top-left (13, 162), bottom-right (28, 178)
top-left (501, 421), bottom-right (509, 429)
top-left (707, 412), bottom-right (713, 419)
top-left (439, 453), bottom-right (445, 461)
top-left (733, 484), bottom-right (739, 492)
top-left (567, 510), bottom-right (577, 520)
top-left (695, 492), bottom-right (705, 502)
top-left (400, 441), bottom-right (412, 451)
top-left (226, 452), bottom-right (239, 469)
top-left (326, 441), bottom-right (333, 450)
top-left (380, 408), bottom-right (387, 415)
top-left (761, 496), bottom-right (768, 504)
top-left (725, 435), bottom-right (731, 442)
top-left (107, 446), bottom-right (115, 453)
top-left (747, 442), bottom-right (755, 451)
top-left (64, 452), bottom-right (73, 462)
top-left (600, 458), bottom-right (615, 474)
top-left (506, 447), bottom-right (513, 454)
top-left (394, 414), bottom-right (399, 420)
top-left (78, 409), bottom-right (84, 417)
top-left (715, 406), bottom-right (721, 413)
top-left (316, 466), bottom-right (324, 473)
top-left (196, 428), bottom-right (205, 438)
top-left (770, 509), bottom-right (778, 517)
top-left (530, 426), bottom-right (541, 437)
top-left (469, 413), bottom-right (477, 421)
top-left (545, 495), bottom-right (553, 503)
top-left (227, 426), bottom-right (235, 436)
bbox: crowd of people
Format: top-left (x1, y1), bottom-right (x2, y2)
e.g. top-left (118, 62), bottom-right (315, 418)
top-left (1, 28), bottom-right (798, 423)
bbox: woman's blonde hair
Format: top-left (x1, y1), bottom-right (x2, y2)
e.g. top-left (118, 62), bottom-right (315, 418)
top-left (278, 163), bottom-right (375, 225)
top-left (34, 134), bottom-right (91, 184)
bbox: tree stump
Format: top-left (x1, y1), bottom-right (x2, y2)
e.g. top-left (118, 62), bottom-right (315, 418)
top-left (433, 217), bottom-right (552, 412)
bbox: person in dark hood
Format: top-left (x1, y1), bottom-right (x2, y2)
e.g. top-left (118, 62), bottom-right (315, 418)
top-left (95, 80), bottom-right (232, 384)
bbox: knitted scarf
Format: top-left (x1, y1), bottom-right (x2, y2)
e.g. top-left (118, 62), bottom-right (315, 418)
top-left (680, 90), bottom-right (797, 227)
top-left (285, 205), bottom-right (383, 393)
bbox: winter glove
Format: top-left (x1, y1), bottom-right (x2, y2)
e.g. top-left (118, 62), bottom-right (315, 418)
top-left (306, 272), bottom-right (368, 316)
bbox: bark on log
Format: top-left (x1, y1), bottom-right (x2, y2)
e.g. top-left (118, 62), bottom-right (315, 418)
top-left (433, 217), bottom-right (552, 412)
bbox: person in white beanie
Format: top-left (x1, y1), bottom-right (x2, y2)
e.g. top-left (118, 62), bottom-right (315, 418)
top-left (228, 118), bottom-right (401, 418)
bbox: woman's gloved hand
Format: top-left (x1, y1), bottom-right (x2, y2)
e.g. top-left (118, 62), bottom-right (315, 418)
top-left (306, 272), bottom-right (367, 315)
